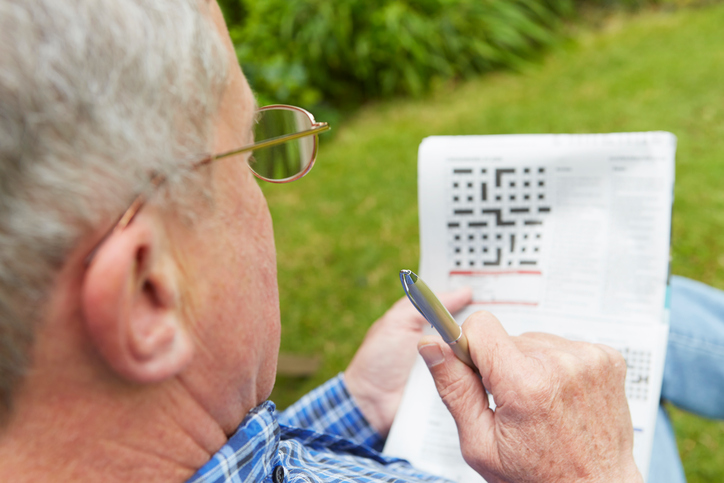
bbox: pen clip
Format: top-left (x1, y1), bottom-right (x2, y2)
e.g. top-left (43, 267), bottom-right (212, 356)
top-left (400, 270), bottom-right (426, 317)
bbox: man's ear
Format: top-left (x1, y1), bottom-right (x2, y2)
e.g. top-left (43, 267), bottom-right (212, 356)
top-left (81, 215), bottom-right (193, 384)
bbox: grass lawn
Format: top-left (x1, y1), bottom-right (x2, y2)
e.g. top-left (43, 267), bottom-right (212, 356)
top-left (263, 3), bottom-right (724, 481)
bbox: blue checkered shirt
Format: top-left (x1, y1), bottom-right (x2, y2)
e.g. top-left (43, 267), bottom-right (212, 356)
top-left (187, 374), bottom-right (454, 483)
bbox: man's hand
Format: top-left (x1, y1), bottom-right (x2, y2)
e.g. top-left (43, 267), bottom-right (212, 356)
top-left (344, 287), bottom-right (472, 437)
top-left (418, 311), bottom-right (643, 483)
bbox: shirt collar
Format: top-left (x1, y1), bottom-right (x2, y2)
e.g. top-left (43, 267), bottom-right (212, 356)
top-left (187, 401), bottom-right (281, 483)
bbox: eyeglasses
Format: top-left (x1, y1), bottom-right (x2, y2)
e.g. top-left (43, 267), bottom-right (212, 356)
top-left (224, 104), bottom-right (330, 184)
top-left (86, 104), bottom-right (329, 262)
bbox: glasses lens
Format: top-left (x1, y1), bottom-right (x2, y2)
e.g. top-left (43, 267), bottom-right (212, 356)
top-left (251, 108), bottom-right (315, 181)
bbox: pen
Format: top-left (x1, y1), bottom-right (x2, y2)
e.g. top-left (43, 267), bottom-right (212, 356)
top-left (399, 269), bottom-right (476, 370)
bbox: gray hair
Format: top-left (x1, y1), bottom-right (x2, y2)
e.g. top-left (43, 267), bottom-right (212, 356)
top-left (0, 0), bottom-right (229, 412)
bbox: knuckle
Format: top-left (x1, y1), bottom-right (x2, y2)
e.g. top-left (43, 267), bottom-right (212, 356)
top-left (520, 331), bottom-right (561, 345)
top-left (550, 350), bottom-right (581, 376)
top-left (581, 342), bottom-right (610, 367)
top-left (603, 343), bottom-right (627, 366)
top-left (468, 309), bottom-right (498, 323)
top-left (462, 310), bottom-right (498, 337)
top-left (463, 309), bottom-right (493, 326)
top-left (568, 342), bottom-right (629, 388)
top-left (598, 344), bottom-right (628, 380)
top-left (542, 348), bottom-right (594, 391)
top-left (588, 343), bottom-right (626, 374)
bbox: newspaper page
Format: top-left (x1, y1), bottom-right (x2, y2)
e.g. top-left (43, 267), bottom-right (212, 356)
top-left (384, 133), bottom-right (676, 482)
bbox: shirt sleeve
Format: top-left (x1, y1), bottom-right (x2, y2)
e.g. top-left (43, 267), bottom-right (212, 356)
top-left (278, 373), bottom-right (385, 451)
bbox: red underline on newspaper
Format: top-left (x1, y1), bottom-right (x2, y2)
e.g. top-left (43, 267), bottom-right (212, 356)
top-left (449, 270), bottom-right (542, 276)
top-left (470, 301), bottom-right (539, 306)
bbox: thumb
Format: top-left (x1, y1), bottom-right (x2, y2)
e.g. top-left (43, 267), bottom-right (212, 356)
top-left (418, 336), bottom-right (495, 463)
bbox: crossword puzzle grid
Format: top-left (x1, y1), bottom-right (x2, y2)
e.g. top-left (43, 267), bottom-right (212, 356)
top-left (447, 165), bottom-right (552, 270)
top-left (617, 347), bottom-right (652, 401)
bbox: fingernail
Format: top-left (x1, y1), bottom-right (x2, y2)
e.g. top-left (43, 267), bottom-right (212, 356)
top-left (419, 343), bottom-right (445, 367)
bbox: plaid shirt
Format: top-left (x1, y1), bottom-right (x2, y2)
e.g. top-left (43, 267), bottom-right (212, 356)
top-left (187, 374), bottom-right (454, 483)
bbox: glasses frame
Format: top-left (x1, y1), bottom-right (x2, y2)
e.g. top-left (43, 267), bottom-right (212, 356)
top-left (85, 104), bottom-right (329, 263)
top-left (222, 104), bottom-right (330, 184)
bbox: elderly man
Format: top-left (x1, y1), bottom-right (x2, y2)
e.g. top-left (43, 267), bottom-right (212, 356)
top-left (0, 0), bottom-right (642, 481)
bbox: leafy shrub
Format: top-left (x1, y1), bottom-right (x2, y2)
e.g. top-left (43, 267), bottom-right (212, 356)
top-left (220, 0), bottom-right (677, 111)
top-left (222, 0), bottom-right (575, 110)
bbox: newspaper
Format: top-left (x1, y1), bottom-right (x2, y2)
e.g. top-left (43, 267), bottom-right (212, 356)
top-left (383, 132), bottom-right (676, 482)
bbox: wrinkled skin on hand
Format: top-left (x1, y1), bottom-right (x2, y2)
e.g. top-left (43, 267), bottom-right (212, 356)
top-left (418, 311), bottom-right (643, 483)
top-left (344, 287), bottom-right (472, 438)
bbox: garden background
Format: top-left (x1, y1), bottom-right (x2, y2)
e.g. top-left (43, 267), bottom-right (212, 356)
top-left (219, 1), bottom-right (724, 481)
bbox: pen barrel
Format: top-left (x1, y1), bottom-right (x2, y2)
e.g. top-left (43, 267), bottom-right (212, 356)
top-left (401, 270), bottom-right (477, 371)
top-left (450, 332), bottom-right (475, 369)
top-left (407, 279), bottom-right (460, 344)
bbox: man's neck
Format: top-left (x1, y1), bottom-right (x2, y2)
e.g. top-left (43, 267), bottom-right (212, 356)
top-left (0, 373), bottom-right (228, 482)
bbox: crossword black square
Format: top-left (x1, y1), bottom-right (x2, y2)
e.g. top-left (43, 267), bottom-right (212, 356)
top-left (447, 165), bottom-right (552, 269)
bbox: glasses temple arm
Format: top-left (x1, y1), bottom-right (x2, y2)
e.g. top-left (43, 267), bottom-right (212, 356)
top-left (213, 123), bottom-right (331, 161)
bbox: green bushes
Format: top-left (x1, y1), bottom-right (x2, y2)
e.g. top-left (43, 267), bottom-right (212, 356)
top-left (221, 0), bottom-right (575, 110)
top-left (219, 0), bottom-right (670, 112)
